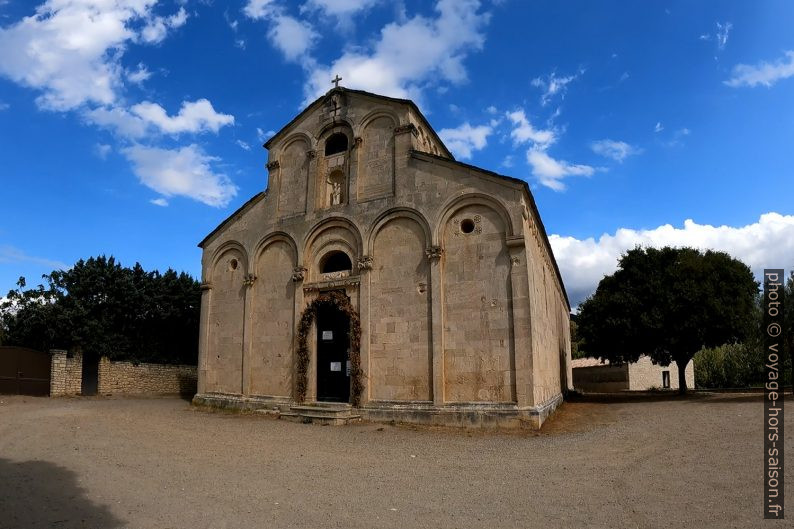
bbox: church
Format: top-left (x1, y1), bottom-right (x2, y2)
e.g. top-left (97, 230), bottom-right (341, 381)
top-left (193, 84), bottom-right (572, 428)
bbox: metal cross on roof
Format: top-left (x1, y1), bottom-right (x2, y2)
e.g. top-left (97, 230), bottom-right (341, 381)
top-left (331, 74), bottom-right (342, 88)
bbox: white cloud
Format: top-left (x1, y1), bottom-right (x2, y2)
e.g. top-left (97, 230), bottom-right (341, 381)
top-left (654, 122), bottom-right (664, 133)
top-left (665, 127), bottom-right (691, 147)
top-left (531, 69), bottom-right (583, 106)
top-left (725, 50), bottom-right (794, 88)
top-left (302, 0), bottom-right (489, 102)
top-left (236, 139), bottom-right (251, 150)
top-left (715, 22), bottom-right (732, 50)
top-left (243, 1), bottom-right (318, 61)
top-left (438, 122), bottom-right (491, 160)
top-left (244, 0), bottom-right (277, 19)
top-left (527, 149), bottom-right (596, 191)
top-left (122, 144), bottom-right (238, 207)
top-left (551, 212), bottom-right (794, 307)
top-left (590, 139), bottom-right (642, 162)
top-left (141, 6), bottom-right (188, 44)
top-left (130, 99), bottom-right (234, 134)
top-left (0, 101), bottom-right (9, 111)
top-left (94, 143), bottom-right (112, 159)
top-left (85, 99), bottom-right (234, 138)
top-left (0, 0), bottom-right (183, 111)
top-left (506, 109), bottom-right (556, 148)
top-left (0, 245), bottom-right (68, 270)
top-left (126, 62), bottom-right (152, 84)
top-left (150, 197), bottom-right (168, 207)
top-left (267, 14), bottom-right (318, 61)
top-left (84, 105), bottom-right (148, 138)
top-left (256, 128), bottom-right (276, 143)
top-left (301, 0), bottom-right (381, 18)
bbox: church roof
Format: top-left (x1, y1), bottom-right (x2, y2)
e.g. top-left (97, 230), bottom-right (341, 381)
top-left (263, 87), bottom-right (454, 160)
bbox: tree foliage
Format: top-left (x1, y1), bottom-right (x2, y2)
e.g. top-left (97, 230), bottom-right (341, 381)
top-left (577, 246), bottom-right (759, 392)
top-left (0, 256), bottom-right (200, 365)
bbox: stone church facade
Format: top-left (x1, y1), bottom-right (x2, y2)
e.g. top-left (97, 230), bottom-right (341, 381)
top-left (194, 87), bottom-right (572, 428)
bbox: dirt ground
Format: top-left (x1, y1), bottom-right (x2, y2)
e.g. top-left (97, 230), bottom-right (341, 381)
top-left (0, 393), bottom-right (790, 529)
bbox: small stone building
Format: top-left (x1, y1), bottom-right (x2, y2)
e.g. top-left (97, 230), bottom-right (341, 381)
top-left (194, 87), bottom-right (572, 427)
top-left (572, 356), bottom-right (695, 392)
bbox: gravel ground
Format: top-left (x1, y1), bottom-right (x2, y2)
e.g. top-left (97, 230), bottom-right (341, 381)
top-left (0, 393), bottom-right (790, 529)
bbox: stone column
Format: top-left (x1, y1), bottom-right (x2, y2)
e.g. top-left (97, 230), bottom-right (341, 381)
top-left (357, 255), bottom-right (373, 405)
top-left (197, 282), bottom-right (212, 395)
top-left (241, 273), bottom-right (257, 395)
top-left (506, 236), bottom-right (533, 408)
top-left (426, 245), bottom-right (444, 406)
top-left (291, 266), bottom-right (307, 402)
top-left (49, 349), bottom-right (67, 397)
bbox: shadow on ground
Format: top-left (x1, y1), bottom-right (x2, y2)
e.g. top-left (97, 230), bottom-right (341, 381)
top-left (0, 458), bottom-right (124, 529)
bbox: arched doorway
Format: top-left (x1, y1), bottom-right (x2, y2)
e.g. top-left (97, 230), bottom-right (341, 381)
top-left (316, 300), bottom-right (350, 402)
top-left (296, 291), bottom-right (363, 406)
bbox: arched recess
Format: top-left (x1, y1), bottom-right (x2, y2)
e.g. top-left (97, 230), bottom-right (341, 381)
top-left (434, 193), bottom-right (515, 246)
top-left (206, 242), bottom-right (248, 394)
top-left (441, 201), bottom-right (515, 403)
top-left (304, 217), bottom-right (363, 281)
top-left (316, 124), bottom-right (354, 210)
top-left (368, 210), bottom-right (433, 401)
top-left (277, 136), bottom-right (310, 217)
top-left (249, 233), bottom-right (298, 397)
top-left (358, 112), bottom-right (396, 201)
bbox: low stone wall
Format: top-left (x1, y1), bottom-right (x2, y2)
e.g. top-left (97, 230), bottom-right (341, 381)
top-left (50, 350), bottom-right (83, 396)
top-left (49, 350), bottom-right (197, 397)
top-left (98, 357), bottom-right (196, 396)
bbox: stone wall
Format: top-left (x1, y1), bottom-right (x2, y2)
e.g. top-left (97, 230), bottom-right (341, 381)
top-left (49, 349), bottom-right (83, 396)
top-left (627, 356), bottom-right (694, 390)
top-left (50, 350), bottom-right (197, 397)
top-left (97, 357), bottom-right (197, 396)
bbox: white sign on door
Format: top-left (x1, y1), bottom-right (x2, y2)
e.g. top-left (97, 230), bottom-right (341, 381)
top-left (330, 361), bottom-right (342, 372)
top-left (322, 330), bottom-right (333, 341)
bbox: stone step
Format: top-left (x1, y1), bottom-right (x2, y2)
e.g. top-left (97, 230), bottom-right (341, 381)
top-left (290, 405), bottom-right (354, 419)
top-left (285, 403), bottom-right (360, 425)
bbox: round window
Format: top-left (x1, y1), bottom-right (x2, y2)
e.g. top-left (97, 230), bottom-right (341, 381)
top-left (460, 218), bottom-right (476, 234)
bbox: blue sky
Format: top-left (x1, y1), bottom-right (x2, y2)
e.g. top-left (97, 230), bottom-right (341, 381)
top-left (1, 0), bottom-right (793, 306)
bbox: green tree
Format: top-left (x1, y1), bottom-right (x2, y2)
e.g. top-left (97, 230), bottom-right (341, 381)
top-left (577, 247), bottom-right (759, 393)
top-left (570, 317), bottom-right (585, 359)
top-left (0, 256), bottom-right (200, 365)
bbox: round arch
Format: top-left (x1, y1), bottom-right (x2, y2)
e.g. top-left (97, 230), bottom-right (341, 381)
top-left (355, 109), bottom-right (400, 137)
top-left (278, 132), bottom-right (313, 157)
top-left (366, 207), bottom-right (432, 255)
top-left (433, 193), bottom-right (515, 245)
top-left (252, 231), bottom-right (298, 266)
top-left (209, 240), bottom-right (249, 276)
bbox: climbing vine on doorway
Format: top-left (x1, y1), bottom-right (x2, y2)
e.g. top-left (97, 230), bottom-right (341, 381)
top-left (296, 291), bottom-right (363, 406)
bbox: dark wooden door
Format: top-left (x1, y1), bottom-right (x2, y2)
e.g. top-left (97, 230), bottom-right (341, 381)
top-left (316, 304), bottom-right (350, 403)
top-left (0, 346), bottom-right (51, 396)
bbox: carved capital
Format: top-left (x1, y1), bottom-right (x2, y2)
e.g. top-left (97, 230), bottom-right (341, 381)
top-left (394, 123), bottom-right (416, 135)
top-left (425, 246), bottom-right (443, 260)
top-left (510, 256), bottom-right (521, 267)
top-left (357, 255), bottom-right (374, 271)
top-left (291, 266), bottom-right (307, 282)
top-left (354, 136), bottom-right (363, 147)
top-left (243, 274), bottom-right (257, 287)
top-left (306, 149), bottom-right (316, 159)
top-left (266, 160), bottom-right (280, 170)
top-left (200, 282), bottom-right (212, 291)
